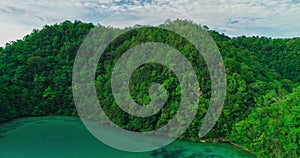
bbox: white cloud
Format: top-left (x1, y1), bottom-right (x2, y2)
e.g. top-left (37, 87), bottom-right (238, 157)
top-left (101, 6), bottom-right (191, 28)
top-left (1, 0), bottom-right (300, 46)
top-left (0, 0), bottom-right (86, 46)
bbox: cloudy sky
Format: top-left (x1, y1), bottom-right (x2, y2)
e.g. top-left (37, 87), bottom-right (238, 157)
top-left (1, 0), bottom-right (300, 46)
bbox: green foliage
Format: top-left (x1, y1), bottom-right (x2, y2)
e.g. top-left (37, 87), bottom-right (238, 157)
top-left (0, 20), bottom-right (299, 157)
top-left (0, 20), bottom-right (94, 119)
top-left (230, 86), bottom-right (300, 157)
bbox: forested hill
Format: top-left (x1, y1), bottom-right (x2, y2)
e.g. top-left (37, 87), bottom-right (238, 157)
top-left (0, 20), bottom-right (299, 157)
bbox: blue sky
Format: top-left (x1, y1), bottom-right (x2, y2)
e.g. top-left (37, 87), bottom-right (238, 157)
top-left (1, 0), bottom-right (300, 46)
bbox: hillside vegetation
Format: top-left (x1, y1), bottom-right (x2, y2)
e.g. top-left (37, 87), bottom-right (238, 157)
top-left (0, 20), bottom-right (299, 157)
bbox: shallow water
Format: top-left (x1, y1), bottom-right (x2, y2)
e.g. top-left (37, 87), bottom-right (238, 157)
top-left (0, 116), bottom-right (254, 158)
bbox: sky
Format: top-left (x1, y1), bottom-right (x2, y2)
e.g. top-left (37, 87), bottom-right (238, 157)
top-left (1, 0), bottom-right (300, 46)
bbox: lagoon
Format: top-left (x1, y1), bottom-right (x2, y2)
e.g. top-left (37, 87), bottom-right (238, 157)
top-left (0, 116), bottom-right (254, 158)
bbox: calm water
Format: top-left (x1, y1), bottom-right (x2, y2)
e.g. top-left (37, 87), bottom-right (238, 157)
top-left (0, 116), bottom-right (254, 158)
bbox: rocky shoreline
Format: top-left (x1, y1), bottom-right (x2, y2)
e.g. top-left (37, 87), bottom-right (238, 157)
top-left (197, 138), bottom-right (255, 156)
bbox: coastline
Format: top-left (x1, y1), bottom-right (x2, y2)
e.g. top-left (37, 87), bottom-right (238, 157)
top-left (0, 115), bottom-right (255, 157)
top-left (196, 138), bottom-right (255, 157)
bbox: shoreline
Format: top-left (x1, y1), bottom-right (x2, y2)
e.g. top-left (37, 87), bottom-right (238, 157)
top-left (195, 138), bottom-right (255, 156)
top-left (0, 115), bottom-right (255, 157)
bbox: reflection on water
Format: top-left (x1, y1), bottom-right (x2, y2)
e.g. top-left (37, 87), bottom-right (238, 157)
top-left (0, 117), bottom-right (254, 158)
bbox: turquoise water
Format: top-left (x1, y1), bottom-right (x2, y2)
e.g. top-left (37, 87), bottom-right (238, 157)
top-left (0, 117), bottom-right (254, 158)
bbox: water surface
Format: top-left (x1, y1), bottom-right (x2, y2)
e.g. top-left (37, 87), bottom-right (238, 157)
top-left (0, 117), bottom-right (254, 158)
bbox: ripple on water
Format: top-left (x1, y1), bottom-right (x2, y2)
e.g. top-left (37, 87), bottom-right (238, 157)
top-left (151, 148), bottom-right (186, 158)
top-left (205, 148), bottom-right (212, 153)
top-left (0, 135), bottom-right (6, 139)
top-left (205, 155), bottom-right (224, 158)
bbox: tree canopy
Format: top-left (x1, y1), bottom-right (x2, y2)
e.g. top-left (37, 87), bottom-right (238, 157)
top-left (0, 20), bottom-right (299, 157)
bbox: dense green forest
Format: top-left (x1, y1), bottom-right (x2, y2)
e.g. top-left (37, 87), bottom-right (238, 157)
top-left (0, 20), bottom-right (299, 157)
